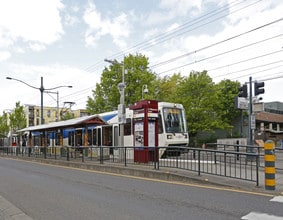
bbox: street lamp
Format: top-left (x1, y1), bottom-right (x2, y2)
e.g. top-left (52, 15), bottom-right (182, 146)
top-left (104, 58), bottom-right (125, 148)
top-left (6, 76), bottom-right (72, 124)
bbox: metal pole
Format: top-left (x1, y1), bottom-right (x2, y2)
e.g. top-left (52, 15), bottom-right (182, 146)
top-left (248, 76), bottom-right (253, 146)
top-left (120, 60), bottom-right (125, 148)
top-left (56, 91), bottom-right (59, 121)
top-left (40, 76), bottom-right (44, 125)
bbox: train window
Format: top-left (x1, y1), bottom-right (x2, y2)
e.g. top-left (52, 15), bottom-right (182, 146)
top-left (163, 107), bottom-right (185, 133)
top-left (124, 118), bottom-right (132, 136)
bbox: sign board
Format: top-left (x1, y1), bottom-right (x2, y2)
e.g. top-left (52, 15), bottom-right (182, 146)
top-left (235, 97), bottom-right (248, 110)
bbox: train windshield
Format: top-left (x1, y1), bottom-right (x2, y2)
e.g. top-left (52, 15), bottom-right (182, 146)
top-left (163, 107), bottom-right (186, 133)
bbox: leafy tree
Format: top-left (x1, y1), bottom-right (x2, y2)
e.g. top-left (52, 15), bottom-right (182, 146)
top-left (0, 112), bottom-right (10, 138)
top-left (155, 73), bottom-right (184, 102)
top-left (87, 53), bottom-right (156, 114)
top-left (175, 71), bottom-right (223, 145)
top-left (9, 102), bottom-right (27, 135)
top-left (216, 79), bottom-right (241, 129)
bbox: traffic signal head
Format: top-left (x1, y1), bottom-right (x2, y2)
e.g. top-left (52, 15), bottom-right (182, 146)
top-left (238, 84), bottom-right (247, 97)
top-left (254, 81), bottom-right (265, 96)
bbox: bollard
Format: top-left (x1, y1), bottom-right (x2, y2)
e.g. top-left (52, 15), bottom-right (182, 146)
top-left (264, 140), bottom-right (275, 190)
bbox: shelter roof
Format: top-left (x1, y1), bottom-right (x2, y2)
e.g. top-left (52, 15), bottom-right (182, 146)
top-left (18, 114), bottom-right (107, 132)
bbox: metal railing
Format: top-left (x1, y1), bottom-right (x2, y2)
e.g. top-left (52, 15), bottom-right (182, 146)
top-left (0, 144), bottom-right (260, 185)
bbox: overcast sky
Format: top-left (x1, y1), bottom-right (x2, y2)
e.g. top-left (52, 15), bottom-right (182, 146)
top-left (1, 0), bottom-right (283, 113)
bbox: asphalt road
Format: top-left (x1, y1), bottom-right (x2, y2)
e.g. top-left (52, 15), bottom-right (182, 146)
top-left (0, 157), bottom-right (283, 220)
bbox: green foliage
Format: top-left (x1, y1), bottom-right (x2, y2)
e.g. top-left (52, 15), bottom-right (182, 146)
top-left (175, 71), bottom-right (222, 136)
top-left (216, 79), bottom-right (241, 126)
top-left (155, 73), bottom-right (185, 102)
top-left (61, 111), bottom-right (75, 121)
top-left (0, 112), bottom-right (10, 137)
top-left (87, 53), bottom-right (156, 114)
top-left (86, 53), bottom-right (243, 144)
top-left (9, 102), bottom-right (27, 135)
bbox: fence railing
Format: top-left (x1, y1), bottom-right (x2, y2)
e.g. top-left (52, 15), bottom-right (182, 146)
top-left (0, 144), bottom-right (260, 185)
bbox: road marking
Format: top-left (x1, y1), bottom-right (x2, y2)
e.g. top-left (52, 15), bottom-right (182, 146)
top-left (2, 157), bottom-right (276, 198)
top-left (241, 212), bottom-right (283, 220)
top-left (270, 196), bottom-right (283, 203)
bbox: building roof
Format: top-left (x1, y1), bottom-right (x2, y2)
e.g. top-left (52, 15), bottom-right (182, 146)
top-left (255, 111), bottom-right (283, 123)
top-left (18, 114), bottom-right (107, 132)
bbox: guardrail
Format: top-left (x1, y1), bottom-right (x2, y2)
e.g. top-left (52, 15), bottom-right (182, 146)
top-left (0, 145), bottom-right (260, 185)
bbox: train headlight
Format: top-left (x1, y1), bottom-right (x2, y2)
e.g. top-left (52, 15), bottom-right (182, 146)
top-left (167, 134), bottom-right (173, 139)
top-left (184, 134), bottom-right (188, 139)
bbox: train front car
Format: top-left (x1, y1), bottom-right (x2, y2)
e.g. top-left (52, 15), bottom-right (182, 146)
top-left (158, 102), bottom-right (189, 158)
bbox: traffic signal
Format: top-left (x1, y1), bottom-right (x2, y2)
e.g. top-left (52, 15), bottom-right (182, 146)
top-left (254, 81), bottom-right (265, 96)
top-left (238, 84), bottom-right (248, 97)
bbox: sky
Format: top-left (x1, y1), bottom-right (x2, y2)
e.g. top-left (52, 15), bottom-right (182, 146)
top-left (0, 0), bottom-right (283, 114)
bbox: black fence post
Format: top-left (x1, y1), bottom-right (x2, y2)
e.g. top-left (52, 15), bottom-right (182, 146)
top-left (67, 147), bottom-right (70, 161)
top-left (198, 149), bottom-right (201, 176)
top-left (82, 147), bottom-right (85, 163)
top-left (256, 154), bottom-right (259, 187)
top-left (100, 146), bottom-right (103, 164)
top-left (124, 147), bottom-right (127, 167)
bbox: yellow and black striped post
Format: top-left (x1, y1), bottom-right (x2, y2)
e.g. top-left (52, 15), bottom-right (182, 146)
top-left (264, 140), bottom-right (275, 190)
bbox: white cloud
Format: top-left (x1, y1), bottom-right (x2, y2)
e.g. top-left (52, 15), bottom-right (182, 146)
top-left (83, 1), bottom-right (130, 48)
top-left (144, 0), bottom-right (203, 26)
top-left (159, 0), bottom-right (202, 16)
top-left (0, 0), bottom-right (64, 55)
top-left (64, 13), bottom-right (80, 26)
top-left (29, 43), bottom-right (46, 52)
top-left (0, 51), bottom-right (11, 61)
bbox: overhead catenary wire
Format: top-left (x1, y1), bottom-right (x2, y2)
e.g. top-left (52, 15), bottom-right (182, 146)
top-left (45, 1), bottom-right (277, 108)
top-left (83, 0), bottom-right (262, 74)
top-left (154, 33), bottom-right (283, 76)
top-left (150, 17), bottom-right (283, 69)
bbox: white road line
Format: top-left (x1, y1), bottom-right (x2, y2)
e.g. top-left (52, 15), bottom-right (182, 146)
top-left (241, 212), bottom-right (283, 220)
top-left (270, 196), bottom-right (283, 203)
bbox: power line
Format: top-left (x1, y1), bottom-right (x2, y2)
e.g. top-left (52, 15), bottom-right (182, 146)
top-left (150, 17), bottom-right (283, 69)
top-left (208, 49), bottom-right (283, 73)
top-left (155, 33), bottom-right (283, 75)
top-left (214, 60), bottom-right (283, 79)
top-left (83, 0), bottom-right (261, 74)
top-left (105, 0), bottom-right (261, 62)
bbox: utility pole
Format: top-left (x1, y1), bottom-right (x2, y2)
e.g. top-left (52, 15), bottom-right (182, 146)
top-left (248, 76), bottom-right (253, 147)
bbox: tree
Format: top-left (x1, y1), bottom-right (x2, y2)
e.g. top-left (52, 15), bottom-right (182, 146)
top-left (175, 71), bottom-right (222, 145)
top-left (0, 112), bottom-right (10, 138)
top-left (86, 53), bottom-right (156, 114)
top-left (9, 102), bottom-right (27, 137)
top-left (216, 79), bottom-right (241, 131)
top-left (155, 73), bottom-right (185, 102)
